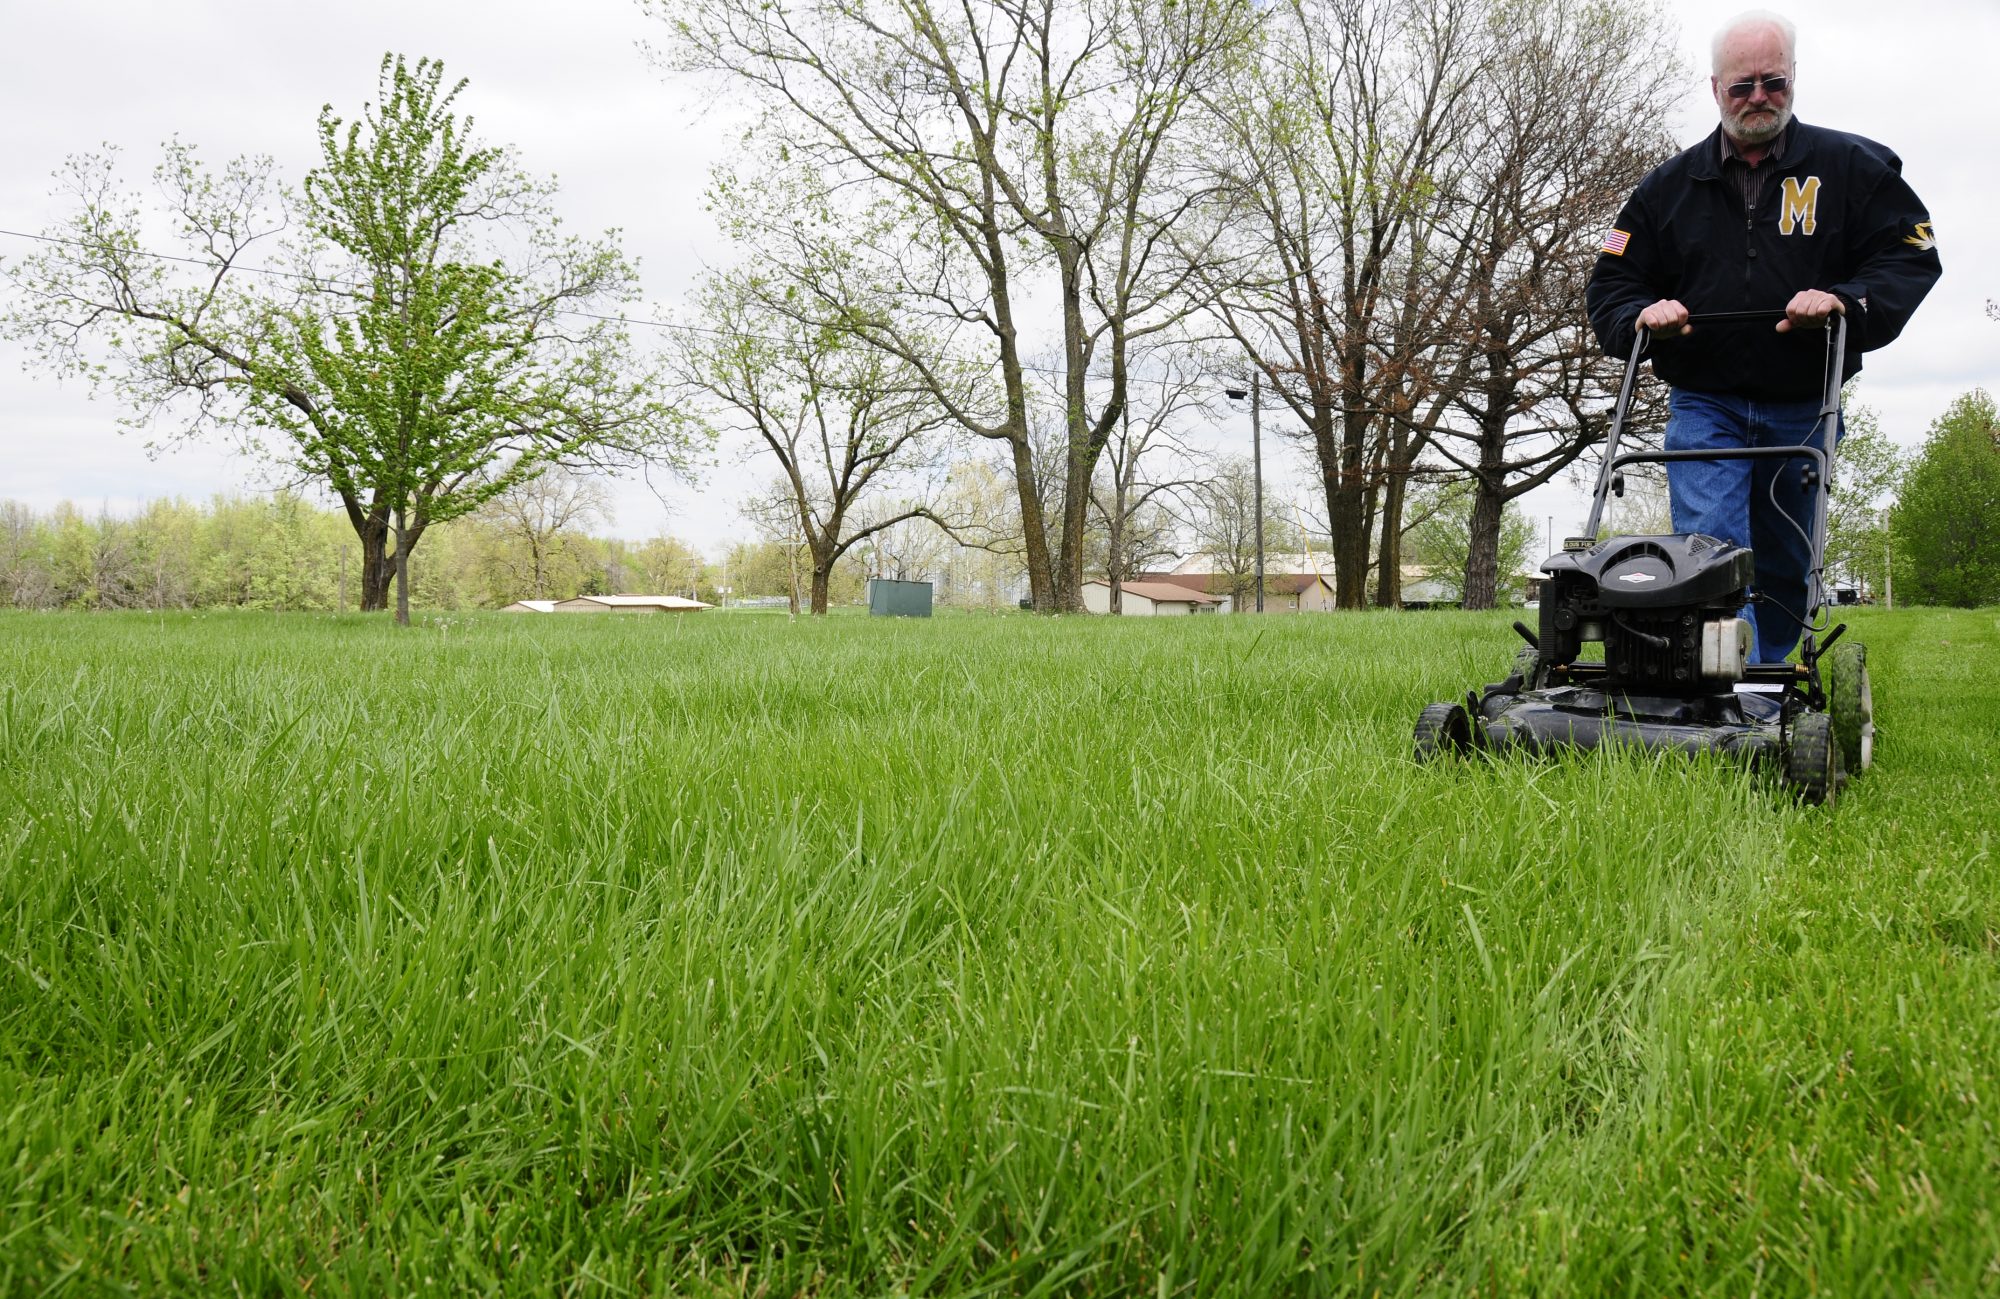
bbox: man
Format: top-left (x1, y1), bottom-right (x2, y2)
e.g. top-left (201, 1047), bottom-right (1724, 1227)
top-left (1586, 9), bottom-right (1940, 663)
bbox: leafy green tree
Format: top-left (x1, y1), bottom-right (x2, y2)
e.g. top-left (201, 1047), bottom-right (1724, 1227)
top-left (246, 491), bottom-right (342, 611)
top-left (628, 535), bottom-right (709, 602)
top-left (1893, 390), bottom-right (2000, 607)
top-left (1826, 398), bottom-right (1902, 601)
top-left (3, 55), bottom-right (692, 625)
top-left (129, 499), bottom-right (204, 609)
top-left (0, 502), bottom-right (55, 608)
top-left (1404, 477), bottom-right (1538, 606)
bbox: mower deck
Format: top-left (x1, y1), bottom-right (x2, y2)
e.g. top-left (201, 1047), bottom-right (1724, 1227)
top-left (1477, 685), bottom-right (1782, 761)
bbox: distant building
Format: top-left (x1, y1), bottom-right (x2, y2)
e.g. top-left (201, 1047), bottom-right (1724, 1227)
top-left (1166, 552), bottom-right (1330, 578)
top-left (547, 595), bottom-right (712, 613)
top-left (1136, 567), bottom-right (1336, 613)
top-left (1081, 579), bottom-right (1220, 616)
top-left (502, 599), bottom-right (558, 613)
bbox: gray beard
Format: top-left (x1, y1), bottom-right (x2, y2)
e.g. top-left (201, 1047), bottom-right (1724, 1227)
top-left (1727, 104), bottom-right (1792, 147)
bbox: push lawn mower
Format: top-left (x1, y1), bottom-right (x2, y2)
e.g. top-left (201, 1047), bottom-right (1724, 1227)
top-left (1412, 309), bottom-right (1873, 805)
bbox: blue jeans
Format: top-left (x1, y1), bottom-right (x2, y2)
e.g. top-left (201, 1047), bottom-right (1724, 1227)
top-left (1664, 388), bottom-right (1840, 664)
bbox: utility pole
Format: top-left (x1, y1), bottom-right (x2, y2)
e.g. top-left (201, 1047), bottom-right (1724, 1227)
top-left (1252, 370), bottom-right (1264, 614)
top-left (1883, 508), bottom-right (1894, 609)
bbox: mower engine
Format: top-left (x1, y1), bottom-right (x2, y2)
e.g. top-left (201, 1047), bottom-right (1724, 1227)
top-left (1538, 534), bottom-right (1755, 688)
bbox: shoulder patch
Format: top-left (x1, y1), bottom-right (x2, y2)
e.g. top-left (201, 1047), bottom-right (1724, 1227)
top-left (1903, 221), bottom-right (1936, 251)
top-left (1601, 228), bottom-right (1631, 256)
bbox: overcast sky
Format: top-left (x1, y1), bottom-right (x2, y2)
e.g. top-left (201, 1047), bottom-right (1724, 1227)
top-left (3, 0), bottom-right (1993, 552)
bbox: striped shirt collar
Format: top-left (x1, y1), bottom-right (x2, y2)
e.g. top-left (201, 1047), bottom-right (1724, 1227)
top-left (1719, 122), bottom-right (1792, 168)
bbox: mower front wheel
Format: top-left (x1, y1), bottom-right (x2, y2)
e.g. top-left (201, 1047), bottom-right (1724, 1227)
top-left (1414, 702), bottom-right (1475, 761)
top-left (1784, 711), bottom-right (1843, 805)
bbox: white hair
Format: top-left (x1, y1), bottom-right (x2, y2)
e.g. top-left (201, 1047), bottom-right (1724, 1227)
top-left (1712, 9), bottom-right (1797, 73)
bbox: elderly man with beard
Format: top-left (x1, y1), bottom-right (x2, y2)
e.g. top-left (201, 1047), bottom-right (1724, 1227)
top-left (1586, 9), bottom-right (1940, 668)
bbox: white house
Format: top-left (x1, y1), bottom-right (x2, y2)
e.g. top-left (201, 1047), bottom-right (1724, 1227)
top-left (1081, 579), bottom-right (1219, 616)
top-left (502, 599), bottom-right (559, 613)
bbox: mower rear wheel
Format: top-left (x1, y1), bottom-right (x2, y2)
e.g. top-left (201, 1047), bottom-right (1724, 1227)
top-left (1414, 702), bottom-right (1474, 761)
top-left (1784, 711), bottom-right (1842, 805)
top-left (1826, 641), bottom-right (1873, 773)
top-left (1510, 645), bottom-right (1546, 690)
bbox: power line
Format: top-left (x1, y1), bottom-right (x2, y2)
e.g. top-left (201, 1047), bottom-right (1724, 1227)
top-left (0, 225), bottom-right (756, 341)
top-left (0, 225), bottom-right (1251, 395)
top-left (0, 226), bottom-right (1216, 389)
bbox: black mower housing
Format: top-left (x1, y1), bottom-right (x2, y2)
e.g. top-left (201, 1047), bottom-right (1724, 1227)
top-left (1538, 533), bottom-right (1755, 691)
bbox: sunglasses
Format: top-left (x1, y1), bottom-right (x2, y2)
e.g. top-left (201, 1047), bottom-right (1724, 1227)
top-left (1724, 73), bottom-right (1791, 99)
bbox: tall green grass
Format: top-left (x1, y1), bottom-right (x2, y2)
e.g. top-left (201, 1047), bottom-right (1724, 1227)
top-left (2, 607), bottom-right (1996, 1295)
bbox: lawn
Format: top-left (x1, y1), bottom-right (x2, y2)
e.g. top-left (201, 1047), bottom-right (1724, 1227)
top-left (2, 606), bottom-right (1997, 1295)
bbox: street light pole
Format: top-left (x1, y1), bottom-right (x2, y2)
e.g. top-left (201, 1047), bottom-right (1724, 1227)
top-left (1252, 370), bottom-right (1265, 613)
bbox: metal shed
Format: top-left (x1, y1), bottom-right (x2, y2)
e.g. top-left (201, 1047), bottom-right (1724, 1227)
top-left (867, 578), bottom-right (934, 617)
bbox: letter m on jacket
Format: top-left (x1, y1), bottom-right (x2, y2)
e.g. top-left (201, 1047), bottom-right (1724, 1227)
top-left (1780, 177), bottom-right (1822, 235)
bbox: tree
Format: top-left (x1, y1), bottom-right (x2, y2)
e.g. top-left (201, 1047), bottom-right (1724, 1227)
top-left (931, 457), bottom-right (1033, 608)
top-left (1402, 476), bottom-right (1536, 604)
top-left (1196, 0), bottom-right (1485, 609)
top-left (1417, 0), bottom-right (1681, 609)
top-left (1090, 349), bottom-right (1206, 612)
top-left (1893, 390), bottom-right (2000, 607)
top-left (1190, 456), bottom-right (1304, 610)
top-left (0, 502), bottom-right (56, 609)
top-left (475, 463), bottom-right (611, 600)
top-left (629, 535), bottom-right (710, 603)
top-left (660, 0), bottom-right (1255, 612)
top-left (1825, 398), bottom-right (1902, 601)
top-left (675, 270), bottom-right (953, 614)
top-left (3, 55), bottom-right (691, 625)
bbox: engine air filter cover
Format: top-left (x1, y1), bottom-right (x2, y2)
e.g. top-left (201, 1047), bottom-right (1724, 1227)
top-left (1552, 534), bottom-right (1755, 610)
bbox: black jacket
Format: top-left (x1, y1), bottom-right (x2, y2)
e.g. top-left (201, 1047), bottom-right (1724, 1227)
top-left (1587, 119), bottom-right (1941, 401)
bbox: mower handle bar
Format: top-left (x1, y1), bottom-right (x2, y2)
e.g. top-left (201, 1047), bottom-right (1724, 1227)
top-left (1580, 307), bottom-right (1845, 635)
top-left (1584, 309), bottom-right (1845, 534)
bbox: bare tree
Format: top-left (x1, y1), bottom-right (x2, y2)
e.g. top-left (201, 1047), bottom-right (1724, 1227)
top-left (1416, 0), bottom-right (1681, 608)
top-left (657, 0), bottom-right (1254, 612)
top-left (478, 464), bottom-right (611, 599)
top-left (1195, 0), bottom-right (1486, 608)
top-left (1190, 455), bottom-right (1304, 611)
top-left (1090, 350), bottom-right (1209, 611)
top-left (675, 270), bottom-right (954, 614)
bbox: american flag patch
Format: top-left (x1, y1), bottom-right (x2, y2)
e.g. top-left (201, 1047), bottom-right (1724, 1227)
top-left (1601, 228), bottom-right (1632, 256)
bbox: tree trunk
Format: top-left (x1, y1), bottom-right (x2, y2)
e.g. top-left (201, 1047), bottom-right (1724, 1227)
top-left (1051, 243), bottom-right (1097, 616)
top-left (1331, 404), bottom-right (1373, 609)
top-left (809, 555), bottom-right (831, 616)
top-left (392, 509), bottom-right (411, 627)
top-left (1463, 471), bottom-right (1504, 611)
top-left (1375, 465), bottom-right (1408, 608)
top-left (1106, 497), bottom-right (1125, 616)
top-left (1011, 434), bottom-right (1057, 613)
top-left (357, 514), bottom-right (392, 612)
top-left (1305, 398), bottom-right (1344, 605)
